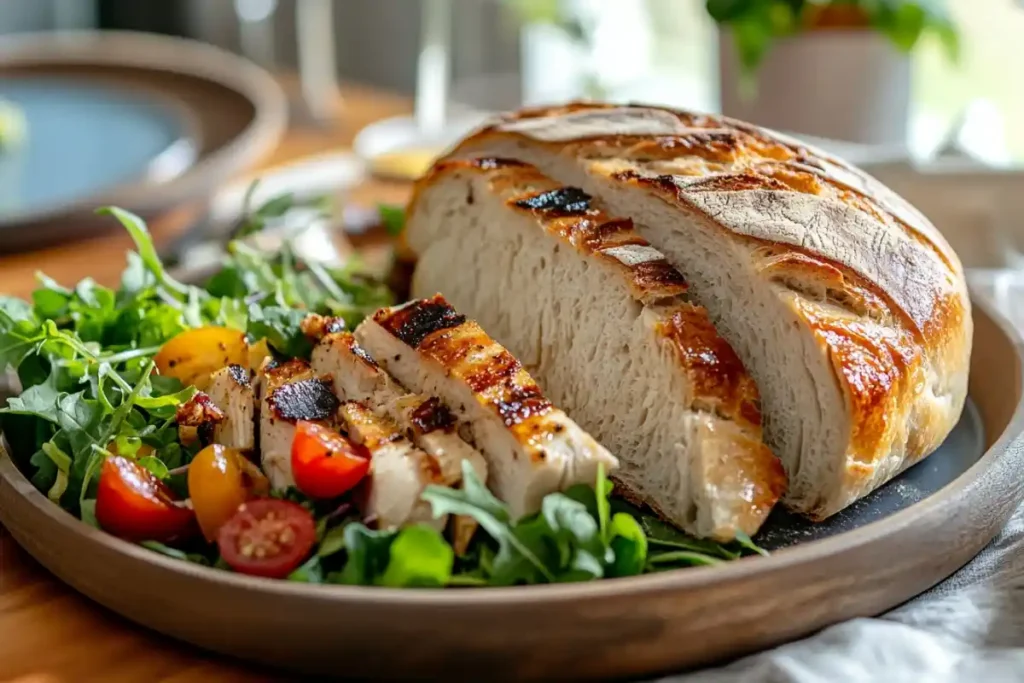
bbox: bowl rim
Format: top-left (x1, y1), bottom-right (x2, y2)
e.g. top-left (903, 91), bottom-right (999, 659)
top-left (0, 29), bottom-right (288, 227)
top-left (2, 291), bottom-right (1021, 608)
top-left (0, 74), bottom-right (205, 221)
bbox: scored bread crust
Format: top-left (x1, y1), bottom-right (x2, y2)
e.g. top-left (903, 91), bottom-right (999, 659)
top-left (407, 158), bottom-right (785, 539)
top-left (442, 102), bottom-right (971, 520)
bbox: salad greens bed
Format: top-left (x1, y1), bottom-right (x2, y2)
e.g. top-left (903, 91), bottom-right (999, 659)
top-left (0, 200), bottom-right (766, 588)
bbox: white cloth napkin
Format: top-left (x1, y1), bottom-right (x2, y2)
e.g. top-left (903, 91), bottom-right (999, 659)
top-left (665, 270), bottom-right (1024, 683)
top-left (669, 504), bottom-right (1024, 683)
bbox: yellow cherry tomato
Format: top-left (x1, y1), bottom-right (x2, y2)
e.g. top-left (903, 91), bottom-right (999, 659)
top-left (247, 337), bottom-right (273, 372)
top-left (188, 444), bottom-right (269, 541)
top-left (154, 327), bottom-right (248, 391)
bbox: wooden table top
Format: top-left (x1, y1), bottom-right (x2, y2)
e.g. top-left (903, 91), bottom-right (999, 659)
top-left (0, 80), bottom-right (414, 683)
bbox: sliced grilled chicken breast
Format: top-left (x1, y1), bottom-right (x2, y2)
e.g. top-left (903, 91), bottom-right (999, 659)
top-left (310, 329), bottom-right (488, 486)
top-left (405, 160), bottom-right (785, 539)
top-left (259, 359), bottom-right (339, 490)
top-left (354, 296), bottom-right (618, 518)
top-left (337, 401), bottom-right (445, 530)
top-left (204, 364), bottom-right (256, 452)
top-left (175, 392), bottom-right (225, 448)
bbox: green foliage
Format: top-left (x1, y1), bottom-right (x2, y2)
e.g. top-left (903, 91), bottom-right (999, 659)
top-left (707, 0), bottom-right (959, 78)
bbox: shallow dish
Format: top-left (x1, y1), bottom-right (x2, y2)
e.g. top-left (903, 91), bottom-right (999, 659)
top-left (0, 30), bottom-right (286, 251)
top-left (0, 76), bottom-right (199, 220)
top-left (0, 284), bottom-right (1021, 680)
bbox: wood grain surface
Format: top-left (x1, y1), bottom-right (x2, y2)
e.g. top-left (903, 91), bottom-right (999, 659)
top-left (0, 78), bottom-right (411, 683)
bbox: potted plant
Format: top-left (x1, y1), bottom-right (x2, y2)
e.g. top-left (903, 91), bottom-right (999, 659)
top-left (712, 0), bottom-right (959, 145)
top-left (501, 0), bottom-right (654, 105)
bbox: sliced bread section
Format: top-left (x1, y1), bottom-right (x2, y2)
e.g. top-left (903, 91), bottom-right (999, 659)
top-left (406, 159), bottom-right (784, 539)
top-left (446, 103), bottom-right (971, 519)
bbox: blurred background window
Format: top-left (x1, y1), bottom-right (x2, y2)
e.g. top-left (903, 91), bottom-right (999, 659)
top-left (0, 0), bottom-right (1021, 161)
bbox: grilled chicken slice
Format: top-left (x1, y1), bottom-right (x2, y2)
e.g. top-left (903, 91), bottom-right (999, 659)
top-left (310, 329), bottom-right (488, 486)
top-left (337, 401), bottom-right (446, 530)
top-left (259, 359), bottom-right (340, 490)
top-left (355, 295), bottom-right (618, 517)
top-left (204, 364), bottom-right (256, 452)
top-left (175, 392), bottom-right (225, 448)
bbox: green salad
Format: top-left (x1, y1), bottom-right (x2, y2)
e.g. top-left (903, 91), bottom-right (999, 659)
top-left (0, 200), bottom-right (766, 588)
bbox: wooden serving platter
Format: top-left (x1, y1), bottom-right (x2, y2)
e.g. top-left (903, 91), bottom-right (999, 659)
top-left (0, 294), bottom-right (1021, 681)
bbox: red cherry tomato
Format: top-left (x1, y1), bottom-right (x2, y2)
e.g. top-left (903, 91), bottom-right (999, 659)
top-left (291, 421), bottom-right (371, 500)
top-left (216, 498), bottom-right (316, 578)
top-left (95, 456), bottom-right (195, 543)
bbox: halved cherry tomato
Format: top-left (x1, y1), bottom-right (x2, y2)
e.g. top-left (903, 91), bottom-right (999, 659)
top-left (291, 420), bottom-right (371, 500)
top-left (188, 444), bottom-right (270, 541)
top-left (216, 498), bottom-right (316, 578)
top-left (154, 326), bottom-right (248, 391)
top-left (95, 456), bottom-right (195, 543)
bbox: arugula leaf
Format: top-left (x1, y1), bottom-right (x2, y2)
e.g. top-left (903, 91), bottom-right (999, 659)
top-left (70, 278), bottom-right (117, 343)
top-left (133, 386), bottom-right (197, 420)
top-left (0, 296), bottom-right (36, 326)
top-left (1, 383), bottom-right (61, 422)
top-left (423, 461), bottom-right (554, 584)
top-left (734, 531), bottom-right (769, 557)
top-left (154, 442), bottom-right (185, 471)
top-left (332, 523), bottom-right (397, 586)
top-left (118, 251), bottom-right (155, 300)
top-left (32, 275), bottom-right (71, 320)
top-left (596, 464), bottom-right (611, 540)
top-left (211, 296), bottom-right (248, 331)
top-left (98, 207), bottom-right (192, 299)
top-left (55, 392), bottom-right (102, 436)
top-left (79, 498), bottom-right (99, 528)
top-left (540, 493), bottom-right (605, 576)
top-left (40, 440), bottom-right (71, 502)
top-left (317, 523), bottom-right (350, 558)
top-left (78, 449), bottom-right (105, 509)
top-left (607, 513), bottom-right (647, 577)
top-left (230, 182), bottom-right (331, 241)
top-left (204, 266), bottom-right (248, 300)
top-left (247, 305), bottom-right (312, 358)
top-left (0, 321), bottom-right (44, 371)
top-left (377, 525), bottom-right (454, 588)
top-left (138, 455), bottom-right (169, 479)
top-left (2, 413), bottom-right (53, 470)
top-left (288, 556), bottom-right (324, 583)
top-left (29, 447), bottom-right (57, 492)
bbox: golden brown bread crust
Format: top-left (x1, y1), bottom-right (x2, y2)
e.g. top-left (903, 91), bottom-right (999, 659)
top-left (475, 101), bottom-right (958, 276)
top-left (607, 168), bottom-right (965, 514)
top-left (415, 158), bottom-right (765, 435)
top-left (444, 102), bottom-right (971, 520)
top-left (416, 158), bottom-right (687, 303)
